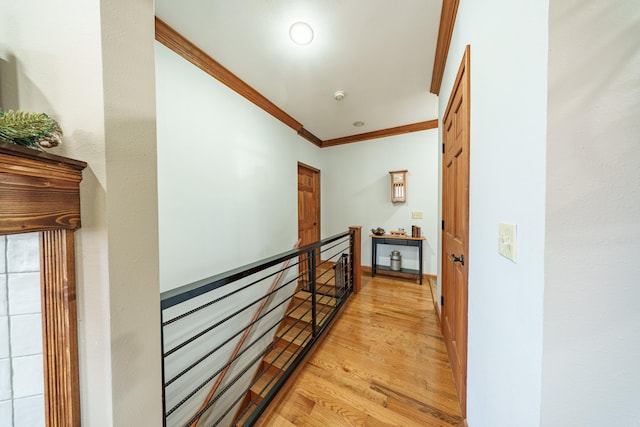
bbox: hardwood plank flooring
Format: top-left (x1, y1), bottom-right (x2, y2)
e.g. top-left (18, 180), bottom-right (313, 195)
top-left (256, 274), bottom-right (463, 426)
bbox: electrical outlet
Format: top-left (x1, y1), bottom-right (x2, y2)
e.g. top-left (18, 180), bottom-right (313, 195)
top-left (411, 211), bottom-right (423, 219)
top-left (498, 222), bottom-right (517, 262)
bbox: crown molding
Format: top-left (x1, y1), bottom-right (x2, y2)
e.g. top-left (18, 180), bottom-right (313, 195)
top-left (322, 120), bottom-right (438, 147)
top-left (155, 17), bottom-right (304, 133)
top-left (297, 127), bottom-right (323, 147)
top-left (155, 17), bottom-right (438, 148)
top-left (430, 0), bottom-right (460, 95)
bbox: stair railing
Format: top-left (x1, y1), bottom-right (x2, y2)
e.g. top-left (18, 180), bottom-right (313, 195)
top-left (160, 226), bottom-right (361, 427)
top-left (190, 239), bottom-right (302, 427)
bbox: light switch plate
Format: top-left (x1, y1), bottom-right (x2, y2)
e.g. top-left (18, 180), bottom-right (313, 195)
top-left (498, 222), bottom-right (517, 262)
top-left (411, 211), bottom-right (423, 219)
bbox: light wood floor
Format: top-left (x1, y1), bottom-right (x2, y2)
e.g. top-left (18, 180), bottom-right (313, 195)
top-left (256, 274), bottom-right (464, 426)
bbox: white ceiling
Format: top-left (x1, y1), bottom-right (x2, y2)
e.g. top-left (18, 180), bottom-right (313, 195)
top-left (155, 0), bottom-right (442, 141)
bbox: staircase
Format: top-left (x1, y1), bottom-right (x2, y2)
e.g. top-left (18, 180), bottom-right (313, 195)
top-left (233, 268), bottom-right (340, 426)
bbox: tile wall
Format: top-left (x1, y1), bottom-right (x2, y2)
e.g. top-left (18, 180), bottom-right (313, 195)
top-left (0, 233), bottom-right (44, 427)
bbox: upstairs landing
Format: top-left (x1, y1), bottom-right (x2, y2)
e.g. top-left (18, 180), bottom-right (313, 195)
top-left (255, 274), bottom-right (463, 426)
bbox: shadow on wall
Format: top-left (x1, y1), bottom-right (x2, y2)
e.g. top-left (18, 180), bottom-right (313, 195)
top-left (0, 52), bottom-right (55, 114)
top-left (0, 54), bottom-right (19, 108)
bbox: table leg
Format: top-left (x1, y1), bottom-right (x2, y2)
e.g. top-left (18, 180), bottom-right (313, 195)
top-left (371, 240), bottom-right (376, 277)
top-left (418, 241), bottom-right (423, 285)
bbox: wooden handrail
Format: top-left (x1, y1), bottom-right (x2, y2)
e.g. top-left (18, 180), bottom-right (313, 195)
top-left (190, 239), bottom-right (302, 426)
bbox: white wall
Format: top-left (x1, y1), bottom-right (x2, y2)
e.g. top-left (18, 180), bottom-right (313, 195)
top-left (155, 41), bottom-right (439, 285)
top-left (0, 0), bottom-right (162, 425)
top-left (297, 136), bottom-right (324, 173)
top-left (321, 130), bottom-right (439, 275)
top-left (155, 42), bottom-right (302, 292)
top-left (438, 1), bottom-right (549, 425)
top-left (0, 2), bottom-right (113, 424)
top-left (155, 42), bottom-right (328, 424)
top-left (542, 1), bottom-right (640, 426)
top-left (101, 1), bottom-right (161, 425)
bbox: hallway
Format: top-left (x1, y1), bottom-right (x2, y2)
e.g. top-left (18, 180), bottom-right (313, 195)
top-left (256, 274), bottom-right (464, 426)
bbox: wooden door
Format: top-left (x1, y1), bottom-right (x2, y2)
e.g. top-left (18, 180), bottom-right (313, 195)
top-left (298, 162), bottom-right (320, 247)
top-left (442, 45), bottom-right (470, 418)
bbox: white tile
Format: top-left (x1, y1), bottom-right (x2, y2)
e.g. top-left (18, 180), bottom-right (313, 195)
top-left (0, 236), bottom-right (6, 273)
top-left (0, 317), bottom-right (8, 359)
top-left (0, 274), bottom-right (6, 317)
top-left (6, 233), bottom-right (39, 274)
top-left (13, 394), bottom-right (44, 427)
top-left (7, 273), bottom-right (41, 316)
top-left (0, 358), bottom-right (11, 401)
top-left (0, 400), bottom-right (13, 427)
top-left (11, 355), bottom-right (43, 398)
top-left (10, 314), bottom-right (42, 357)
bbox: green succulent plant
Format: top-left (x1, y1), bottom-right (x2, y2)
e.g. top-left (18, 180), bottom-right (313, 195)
top-left (0, 109), bottom-right (62, 150)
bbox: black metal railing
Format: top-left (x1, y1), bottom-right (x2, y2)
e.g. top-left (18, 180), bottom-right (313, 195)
top-left (160, 230), bottom-right (358, 427)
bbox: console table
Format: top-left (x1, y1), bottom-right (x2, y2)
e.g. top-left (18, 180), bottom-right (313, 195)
top-left (370, 234), bottom-right (426, 284)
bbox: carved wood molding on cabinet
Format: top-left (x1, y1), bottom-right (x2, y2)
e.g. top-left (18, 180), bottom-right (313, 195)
top-left (0, 142), bottom-right (86, 427)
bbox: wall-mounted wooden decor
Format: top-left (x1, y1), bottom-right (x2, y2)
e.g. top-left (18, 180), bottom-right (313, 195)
top-left (389, 170), bottom-right (407, 203)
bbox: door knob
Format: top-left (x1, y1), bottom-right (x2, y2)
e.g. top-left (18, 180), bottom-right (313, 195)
top-left (451, 253), bottom-right (465, 266)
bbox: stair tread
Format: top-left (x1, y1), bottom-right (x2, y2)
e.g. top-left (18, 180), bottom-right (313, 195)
top-left (287, 302), bottom-right (335, 326)
top-left (263, 346), bottom-right (297, 372)
top-left (293, 290), bottom-right (337, 307)
top-left (250, 370), bottom-right (283, 402)
top-left (275, 322), bottom-right (312, 348)
top-left (235, 262), bottom-right (350, 427)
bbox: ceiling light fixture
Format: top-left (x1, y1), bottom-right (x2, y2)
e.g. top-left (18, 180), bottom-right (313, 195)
top-left (289, 21), bottom-right (314, 45)
top-left (353, 121), bottom-right (365, 127)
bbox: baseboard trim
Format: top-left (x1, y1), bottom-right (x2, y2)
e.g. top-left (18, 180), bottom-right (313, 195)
top-left (425, 273), bottom-right (437, 283)
top-left (428, 275), bottom-right (441, 324)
